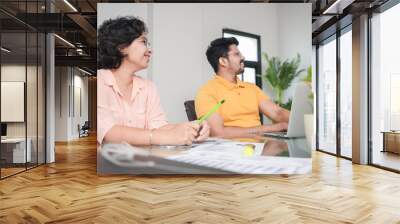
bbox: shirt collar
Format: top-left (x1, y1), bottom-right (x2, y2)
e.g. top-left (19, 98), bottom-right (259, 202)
top-left (101, 69), bottom-right (145, 98)
top-left (214, 74), bottom-right (245, 90)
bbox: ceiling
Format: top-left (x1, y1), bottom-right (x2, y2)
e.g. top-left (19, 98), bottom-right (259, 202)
top-left (0, 0), bottom-right (392, 74)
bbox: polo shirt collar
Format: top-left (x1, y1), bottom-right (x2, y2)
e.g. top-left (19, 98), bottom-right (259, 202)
top-left (215, 74), bottom-right (245, 90)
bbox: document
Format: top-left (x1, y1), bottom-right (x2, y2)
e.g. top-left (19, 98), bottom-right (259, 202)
top-left (166, 139), bottom-right (311, 174)
top-left (100, 139), bottom-right (311, 174)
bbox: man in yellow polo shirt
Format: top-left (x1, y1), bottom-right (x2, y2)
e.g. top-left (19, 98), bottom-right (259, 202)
top-left (195, 37), bottom-right (290, 138)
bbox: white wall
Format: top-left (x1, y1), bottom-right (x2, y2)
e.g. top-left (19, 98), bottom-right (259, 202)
top-left (98, 3), bottom-right (311, 123)
top-left (1, 65), bottom-right (26, 138)
top-left (276, 4), bottom-right (312, 103)
top-left (72, 73), bottom-right (89, 138)
top-left (54, 67), bottom-right (89, 141)
top-left (1, 65), bottom-right (36, 137)
top-left (55, 67), bottom-right (69, 141)
top-left (1, 65), bottom-right (26, 127)
top-left (152, 4), bottom-right (205, 123)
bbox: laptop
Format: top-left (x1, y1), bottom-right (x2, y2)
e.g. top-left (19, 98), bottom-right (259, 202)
top-left (264, 83), bottom-right (313, 139)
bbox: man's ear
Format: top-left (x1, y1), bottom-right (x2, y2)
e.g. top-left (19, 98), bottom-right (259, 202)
top-left (219, 57), bottom-right (228, 68)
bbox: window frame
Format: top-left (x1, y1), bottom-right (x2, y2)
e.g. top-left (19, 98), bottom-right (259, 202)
top-left (315, 24), bottom-right (353, 161)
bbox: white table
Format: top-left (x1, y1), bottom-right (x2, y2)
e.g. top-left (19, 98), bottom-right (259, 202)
top-left (1, 138), bottom-right (32, 163)
top-left (98, 137), bottom-right (312, 175)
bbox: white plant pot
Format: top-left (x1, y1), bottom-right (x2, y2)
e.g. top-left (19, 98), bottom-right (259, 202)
top-left (304, 114), bottom-right (315, 150)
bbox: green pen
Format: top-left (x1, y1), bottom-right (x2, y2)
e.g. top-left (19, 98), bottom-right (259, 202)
top-left (196, 99), bottom-right (225, 124)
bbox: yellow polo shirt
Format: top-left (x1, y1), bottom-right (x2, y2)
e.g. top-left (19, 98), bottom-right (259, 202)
top-left (195, 75), bottom-right (269, 128)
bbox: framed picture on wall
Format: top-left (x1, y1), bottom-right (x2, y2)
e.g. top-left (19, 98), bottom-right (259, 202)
top-left (1, 81), bottom-right (25, 122)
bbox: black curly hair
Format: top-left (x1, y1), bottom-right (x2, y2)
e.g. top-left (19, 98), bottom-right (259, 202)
top-left (206, 37), bottom-right (239, 73)
top-left (97, 16), bottom-right (147, 69)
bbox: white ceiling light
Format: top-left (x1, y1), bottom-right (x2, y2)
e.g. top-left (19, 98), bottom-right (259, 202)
top-left (54, 34), bottom-right (75, 48)
top-left (78, 67), bottom-right (93, 76)
top-left (1, 47), bottom-right (11, 53)
top-left (323, 0), bottom-right (354, 15)
top-left (63, 0), bottom-right (78, 12)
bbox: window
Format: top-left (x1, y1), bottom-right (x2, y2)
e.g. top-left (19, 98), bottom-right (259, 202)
top-left (317, 35), bottom-right (337, 155)
top-left (339, 27), bottom-right (352, 158)
top-left (316, 24), bottom-right (353, 159)
top-left (390, 74), bottom-right (400, 130)
top-left (0, 1), bottom-right (47, 179)
top-left (370, 2), bottom-right (400, 171)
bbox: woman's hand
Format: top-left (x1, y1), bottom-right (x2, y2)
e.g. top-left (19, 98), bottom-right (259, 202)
top-left (156, 121), bottom-right (210, 145)
top-left (168, 122), bottom-right (200, 145)
top-left (194, 121), bottom-right (210, 142)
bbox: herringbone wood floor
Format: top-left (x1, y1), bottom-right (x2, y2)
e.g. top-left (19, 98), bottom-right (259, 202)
top-left (1, 135), bottom-right (400, 224)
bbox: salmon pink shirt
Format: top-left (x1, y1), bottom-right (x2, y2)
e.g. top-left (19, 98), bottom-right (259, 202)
top-left (97, 69), bottom-right (168, 144)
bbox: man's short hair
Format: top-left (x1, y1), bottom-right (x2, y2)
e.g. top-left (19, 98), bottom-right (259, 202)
top-left (97, 16), bottom-right (147, 69)
top-left (206, 37), bottom-right (239, 73)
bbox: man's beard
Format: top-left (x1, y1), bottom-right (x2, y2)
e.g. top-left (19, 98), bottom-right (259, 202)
top-left (236, 67), bottom-right (245, 75)
top-left (237, 60), bottom-right (245, 74)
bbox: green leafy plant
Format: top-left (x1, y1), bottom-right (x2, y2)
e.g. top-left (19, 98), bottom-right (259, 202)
top-left (302, 65), bottom-right (312, 83)
top-left (302, 65), bottom-right (314, 110)
top-left (263, 53), bottom-right (305, 110)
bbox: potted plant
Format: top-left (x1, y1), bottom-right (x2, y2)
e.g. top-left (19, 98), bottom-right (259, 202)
top-left (263, 53), bottom-right (305, 110)
top-left (302, 65), bottom-right (315, 148)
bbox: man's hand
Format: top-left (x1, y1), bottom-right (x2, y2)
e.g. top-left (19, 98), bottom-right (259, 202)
top-left (262, 122), bottom-right (288, 133)
top-left (259, 99), bottom-right (290, 123)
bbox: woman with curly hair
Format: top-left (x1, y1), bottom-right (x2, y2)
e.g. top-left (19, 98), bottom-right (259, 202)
top-left (97, 16), bottom-right (210, 146)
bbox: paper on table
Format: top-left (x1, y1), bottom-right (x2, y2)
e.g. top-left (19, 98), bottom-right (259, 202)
top-left (188, 140), bottom-right (265, 156)
top-left (156, 138), bottom-right (227, 150)
top-left (101, 139), bottom-right (311, 174)
top-left (166, 140), bottom-right (311, 174)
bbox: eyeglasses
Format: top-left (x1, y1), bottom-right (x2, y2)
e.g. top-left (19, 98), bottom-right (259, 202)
top-left (145, 40), bottom-right (151, 49)
top-left (140, 39), bottom-right (151, 49)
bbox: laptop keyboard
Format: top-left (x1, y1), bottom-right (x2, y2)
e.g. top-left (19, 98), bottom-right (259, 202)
top-left (271, 131), bottom-right (287, 136)
top-left (264, 131), bottom-right (288, 137)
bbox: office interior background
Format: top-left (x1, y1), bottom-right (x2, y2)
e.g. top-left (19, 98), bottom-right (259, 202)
top-left (1, 0), bottom-right (399, 179)
top-left (0, 0), bottom-right (399, 222)
top-left (0, 0), bottom-right (97, 179)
